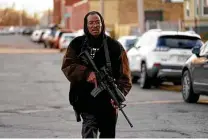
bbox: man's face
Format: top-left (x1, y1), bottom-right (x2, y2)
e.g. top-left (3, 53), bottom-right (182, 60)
top-left (87, 14), bottom-right (102, 37)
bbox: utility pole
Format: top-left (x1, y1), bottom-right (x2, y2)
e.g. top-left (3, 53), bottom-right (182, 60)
top-left (137, 0), bottom-right (145, 34)
top-left (48, 8), bottom-right (50, 25)
top-left (194, 0), bottom-right (197, 33)
top-left (100, 0), bottom-right (104, 18)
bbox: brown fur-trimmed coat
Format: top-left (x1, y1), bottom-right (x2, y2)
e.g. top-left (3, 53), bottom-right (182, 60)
top-left (61, 35), bottom-right (132, 113)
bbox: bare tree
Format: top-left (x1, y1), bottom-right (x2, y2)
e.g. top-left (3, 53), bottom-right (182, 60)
top-left (0, 8), bottom-right (39, 26)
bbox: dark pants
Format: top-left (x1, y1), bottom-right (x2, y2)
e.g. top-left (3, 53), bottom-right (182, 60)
top-left (81, 110), bottom-right (118, 138)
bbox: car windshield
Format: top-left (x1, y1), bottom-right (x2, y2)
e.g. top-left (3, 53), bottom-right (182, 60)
top-left (119, 37), bottom-right (138, 50)
top-left (157, 35), bottom-right (203, 49)
top-left (126, 38), bottom-right (137, 48)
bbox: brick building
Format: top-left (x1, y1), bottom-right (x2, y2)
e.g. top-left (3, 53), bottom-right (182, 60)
top-left (53, 0), bottom-right (184, 37)
top-left (89, 0), bottom-right (184, 37)
top-left (53, 0), bottom-right (61, 24)
top-left (53, 0), bottom-right (89, 31)
top-left (183, 0), bottom-right (208, 41)
top-left (53, 0), bottom-right (81, 24)
top-left (89, 0), bottom-right (183, 25)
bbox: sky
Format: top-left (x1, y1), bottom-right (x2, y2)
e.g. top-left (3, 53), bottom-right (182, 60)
top-left (0, 0), bottom-right (53, 14)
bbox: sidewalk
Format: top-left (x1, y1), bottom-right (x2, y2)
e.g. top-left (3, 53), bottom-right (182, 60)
top-left (0, 48), bottom-right (60, 54)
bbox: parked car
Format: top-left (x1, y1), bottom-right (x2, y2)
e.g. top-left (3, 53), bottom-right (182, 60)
top-left (30, 29), bottom-right (45, 43)
top-left (59, 33), bottom-right (76, 52)
top-left (42, 29), bottom-right (52, 48)
top-left (22, 27), bottom-right (34, 35)
top-left (43, 29), bottom-right (72, 49)
top-left (181, 41), bottom-right (208, 103)
top-left (43, 29), bottom-right (58, 48)
top-left (52, 29), bottom-right (73, 49)
top-left (118, 36), bottom-right (138, 51)
top-left (0, 29), bottom-right (10, 35)
top-left (74, 29), bottom-right (110, 37)
top-left (127, 29), bottom-right (203, 88)
top-left (0, 27), bottom-right (15, 35)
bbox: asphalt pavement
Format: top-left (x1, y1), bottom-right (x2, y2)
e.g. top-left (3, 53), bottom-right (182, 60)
top-left (0, 35), bottom-right (208, 138)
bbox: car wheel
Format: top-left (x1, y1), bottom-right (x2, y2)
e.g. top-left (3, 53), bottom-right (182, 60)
top-left (43, 42), bottom-right (47, 48)
top-left (140, 63), bottom-right (151, 89)
top-left (152, 78), bottom-right (162, 88)
top-left (132, 76), bottom-right (139, 83)
top-left (182, 70), bottom-right (199, 103)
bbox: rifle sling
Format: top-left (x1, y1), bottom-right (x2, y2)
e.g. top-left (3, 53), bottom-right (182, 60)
top-left (103, 38), bottom-right (112, 74)
top-left (81, 37), bottom-right (112, 74)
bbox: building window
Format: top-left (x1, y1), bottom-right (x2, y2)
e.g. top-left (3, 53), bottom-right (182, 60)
top-left (196, 0), bottom-right (199, 15)
top-left (203, 0), bottom-right (208, 15)
top-left (186, 1), bottom-right (190, 17)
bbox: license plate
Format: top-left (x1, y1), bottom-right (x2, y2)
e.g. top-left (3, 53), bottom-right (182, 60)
top-left (177, 56), bottom-right (189, 61)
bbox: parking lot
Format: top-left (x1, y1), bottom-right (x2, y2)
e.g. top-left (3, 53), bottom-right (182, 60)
top-left (0, 35), bottom-right (208, 138)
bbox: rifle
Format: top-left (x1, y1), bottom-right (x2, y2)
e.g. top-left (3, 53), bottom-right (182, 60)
top-left (79, 50), bottom-right (133, 128)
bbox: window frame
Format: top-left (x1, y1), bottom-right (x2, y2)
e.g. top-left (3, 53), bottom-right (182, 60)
top-left (185, 0), bottom-right (190, 17)
top-left (195, 0), bottom-right (200, 16)
top-left (202, 0), bottom-right (208, 16)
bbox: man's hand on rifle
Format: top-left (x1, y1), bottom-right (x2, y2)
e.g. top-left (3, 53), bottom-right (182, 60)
top-left (111, 99), bottom-right (118, 109)
top-left (87, 72), bottom-right (98, 88)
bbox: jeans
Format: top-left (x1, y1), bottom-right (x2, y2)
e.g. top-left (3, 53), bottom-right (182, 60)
top-left (81, 109), bottom-right (118, 138)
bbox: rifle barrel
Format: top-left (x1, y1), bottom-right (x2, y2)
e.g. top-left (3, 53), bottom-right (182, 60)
top-left (120, 108), bottom-right (133, 128)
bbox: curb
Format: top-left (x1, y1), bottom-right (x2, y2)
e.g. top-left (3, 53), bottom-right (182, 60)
top-left (0, 48), bottom-right (60, 54)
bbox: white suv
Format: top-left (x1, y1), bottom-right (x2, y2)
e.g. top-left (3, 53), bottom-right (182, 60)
top-left (127, 29), bottom-right (203, 88)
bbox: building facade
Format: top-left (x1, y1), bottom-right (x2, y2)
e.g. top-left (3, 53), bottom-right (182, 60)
top-left (183, 0), bottom-right (208, 40)
top-left (89, 0), bottom-right (183, 24)
top-left (53, 0), bottom-right (89, 31)
top-left (53, 0), bottom-right (184, 37)
top-left (89, 0), bottom-right (184, 36)
top-left (53, 0), bottom-right (81, 24)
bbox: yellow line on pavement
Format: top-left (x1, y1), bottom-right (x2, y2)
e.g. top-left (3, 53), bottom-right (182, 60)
top-left (159, 85), bottom-right (182, 92)
top-left (128, 100), bottom-right (183, 105)
top-left (128, 99), bottom-right (208, 105)
top-left (0, 48), bottom-right (60, 54)
top-left (198, 100), bottom-right (208, 104)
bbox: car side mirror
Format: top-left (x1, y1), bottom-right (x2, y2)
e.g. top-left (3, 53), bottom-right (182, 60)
top-left (192, 46), bottom-right (200, 57)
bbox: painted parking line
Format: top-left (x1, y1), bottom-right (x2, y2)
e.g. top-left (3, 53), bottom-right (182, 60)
top-left (128, 100), bottom-right (183, 105)
top-left (0, 48), bottom-right (60, 54)
top-left (198, 100), bottom-right (208, 104)
top-left (159, 85), bottom-right (182, 92)
top-left (128, 99), bottom-right (208, 105)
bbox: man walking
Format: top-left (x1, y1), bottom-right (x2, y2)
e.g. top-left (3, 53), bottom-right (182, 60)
top-left (62, 11), bottom-right (132, 138)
